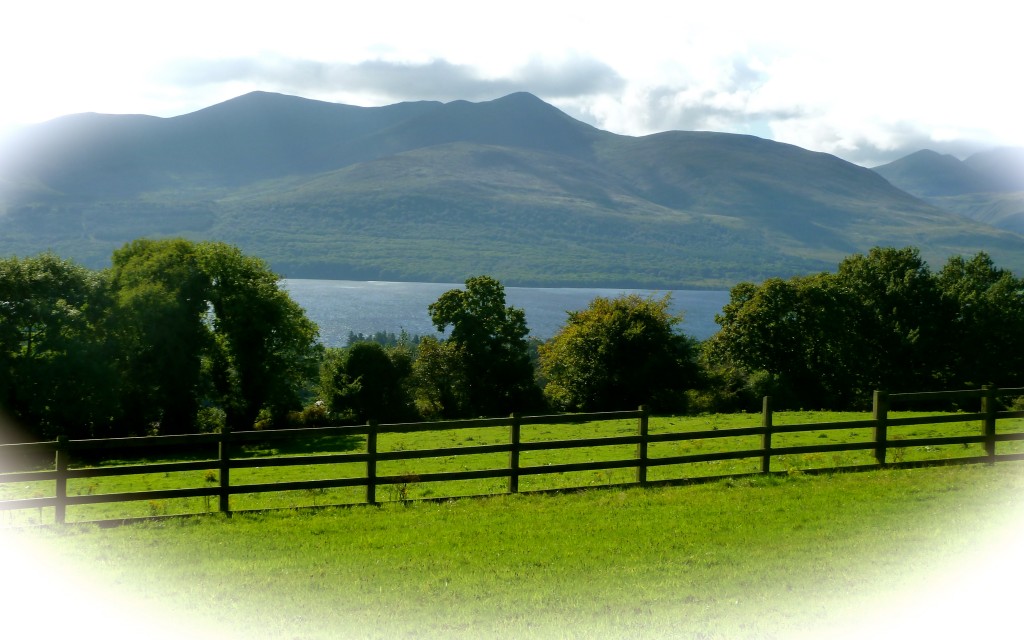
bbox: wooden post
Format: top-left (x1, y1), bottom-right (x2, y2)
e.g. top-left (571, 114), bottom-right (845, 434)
top-left (509, 413), bottom-right (521, 493)
top-left (761, 396), bottom-right (773, 474)
top-left (873, 390), bottom-right (889, 465)
top-left (218, 427), bottom-right (231, 515)
top-left (982, 385), bottom-right (998, 461)
top-left (54, 436), bottom-right (68, 525)
top-left (366, 421), bottom-right (378, 505)
top-left (637, 406), bottom-right (649, 485)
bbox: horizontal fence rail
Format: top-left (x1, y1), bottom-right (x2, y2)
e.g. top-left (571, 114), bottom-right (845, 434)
top-left (2, 386), bottom-right (1024, 525)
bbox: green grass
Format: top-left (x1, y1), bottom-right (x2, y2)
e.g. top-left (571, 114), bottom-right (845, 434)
top-left (2, 410), bottom-right (1022, 525)
top-left (3, 463), bottom-right (1023, 639)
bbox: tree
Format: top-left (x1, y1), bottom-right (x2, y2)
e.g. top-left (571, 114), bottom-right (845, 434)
top-left (320, 342), bottom-right (416, 423)
top-left (426, 276), bottom-right (539, 417)
top-left (107, 239), bottom-right (320, 433)
top-left (708, 247), bottom-right (964, 410)
top-left (1, 241), bottom-right (321, 439)
top-left (539, 294), bottom-right (701, 412)
top-left (0, 253), bottom-right (115, 440)
top-left (937, 252), bottom-right (1024, 388)
top-left (411, 336), bottom-right (470, 419)
top-left (707, 274), bottom-right (861, 408)
top-left (199, 242), bottom-right (321, 430)
top-left (108, 239), bottom-right (213, 434)
top-left (834, 246), bottom-right (951, 397)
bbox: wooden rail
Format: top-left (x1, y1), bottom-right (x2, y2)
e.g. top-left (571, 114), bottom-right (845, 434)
top-left (2, 386), bottom-right (1023, 525)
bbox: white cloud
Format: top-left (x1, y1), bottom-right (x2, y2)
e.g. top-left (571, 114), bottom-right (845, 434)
top-left (158, 53), bottom-right (625, 104)
top-left (0, 1), bottom-right (1020, 164)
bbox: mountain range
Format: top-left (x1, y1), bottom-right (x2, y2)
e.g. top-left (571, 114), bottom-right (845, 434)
top-left (2, 91), bottom-right (1023, 289)
top-left (873, 148), bottom-right (1024, 235)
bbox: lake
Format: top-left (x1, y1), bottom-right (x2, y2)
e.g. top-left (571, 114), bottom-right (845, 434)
top-left (282, 280), bottom-right (730, 347)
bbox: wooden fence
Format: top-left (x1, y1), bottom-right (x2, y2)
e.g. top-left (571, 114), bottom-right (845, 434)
top-left (2, 386), bottom-right (1024, 525)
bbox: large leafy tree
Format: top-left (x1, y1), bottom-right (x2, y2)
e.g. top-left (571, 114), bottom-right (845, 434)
top-left (707, 274), bottom-right (861, 408)
top-left (108, 239), bottom-right (213, 434)
top-left (426, 276), bottom-right (539, 417)
top-left (833, 246), bottom-right (952, 397)
top-left (0, 254), bottom-right (115, 440)
top-left (108, 239), bottom-right (320, 433)
top-left (539, 294), bottom-right (700, 412)
top-left (198, 242), bottom-right (321, 430)
top-left (937, 252), bottom-right (1024, 388)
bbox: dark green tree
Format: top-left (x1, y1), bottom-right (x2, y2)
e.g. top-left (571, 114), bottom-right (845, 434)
top-left (834, 246), bottom-right (952, 397)
top-left (709, 247), bottom-right (964, 409)
top-left (426, 276), bottom-right (540, 417)
top-left (707, 274), bottom-right (861, 408)
top-left (539, 294), bottom-right (700, 412)
top-left (319, 342), bottom-right (416, 423)
top-left (411, 336), bottom-right (470, 419)
top-left (2, 241), bottom-right (321, 438)
top-left (0, 254), bottom-right (115, 440)
top-left (937, 252), bottom-right (1024, 388)
top-left (199, 242), bottom-right (322, 430)
top-left (107, 239), bottom-right (320, 433)
top-left (108, 239), bottom-right (212, 434)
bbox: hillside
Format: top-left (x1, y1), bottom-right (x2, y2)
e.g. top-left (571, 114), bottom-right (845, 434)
top-left (874, 147), bottom-right (1024, 239)
top-left (3, 91), bottom-right (1024, 288)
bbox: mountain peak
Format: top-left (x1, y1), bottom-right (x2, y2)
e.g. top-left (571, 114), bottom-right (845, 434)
top-left (489, 91), bottom-right (545, 104)
top-left (874, 149), bottom-right (997, 197)
top-left (876, 146), bottom-right (1024, 197)
top-left (373, 91), bottom-right (602, 157)
top-left (179, 90), bottom-right (349, 121)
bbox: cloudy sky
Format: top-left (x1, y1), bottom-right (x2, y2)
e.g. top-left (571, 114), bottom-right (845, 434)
top-left (1, 0), bottom-right (1019, 166)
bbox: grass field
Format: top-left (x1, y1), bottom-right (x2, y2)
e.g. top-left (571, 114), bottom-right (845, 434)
top-left (3, 462), bottom-right (1023, 639)
top-left (2, 409), bottom-right (1021, 525)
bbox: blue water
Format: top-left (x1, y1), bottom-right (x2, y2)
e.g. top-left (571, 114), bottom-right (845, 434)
top-left (282, 280), bottom-right (730, 347)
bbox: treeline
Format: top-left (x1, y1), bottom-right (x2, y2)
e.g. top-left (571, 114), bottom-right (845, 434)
top-left (704, 247), bottom-right (1024, 410)
top-left (2, 241), bottom-right (1023, 443)
top-left (0, 239), bottom-right (320, 442)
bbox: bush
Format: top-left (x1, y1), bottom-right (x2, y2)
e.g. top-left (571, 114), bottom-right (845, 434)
top-left (195, 407), bottom-right (226, 433)
top-left (540, 294), bottom-right (701, 412)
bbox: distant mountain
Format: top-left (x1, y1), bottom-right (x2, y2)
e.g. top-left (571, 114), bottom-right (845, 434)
top-left (874, 147), bottom-right (1024, 238)
top-left (872, 150), bottom-right (1003, 197)
top-left (0, 92), bottom-right (446, 196)
top-left (3, 91), bottom-right (1024, 288)
top-left (963, 147), bottom-right (1024, 192)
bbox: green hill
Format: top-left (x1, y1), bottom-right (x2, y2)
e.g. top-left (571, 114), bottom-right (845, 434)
top-left (3, 91), bottom-right (1024, 287)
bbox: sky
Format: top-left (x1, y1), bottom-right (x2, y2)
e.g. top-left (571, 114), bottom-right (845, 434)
top-left (0, 1), bottom-right (1020, 166)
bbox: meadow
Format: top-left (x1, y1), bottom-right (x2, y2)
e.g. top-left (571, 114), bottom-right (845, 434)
top-left (3, 462), bottom-right (1022, 639)
top-left (2, 409), bottom-right (1023, 637)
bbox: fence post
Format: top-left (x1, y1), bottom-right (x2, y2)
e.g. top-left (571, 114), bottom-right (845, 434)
top-left (509, 413), bottom-right (521, 493)
top-left (873, 390), bottom-right (889, 465)
top-left (761, 396), bottom-right (773, 474)
top-left (637, 406), bottom-right (649, 485)
top-left (366, 421), bottom-right (378, 505)
top-left (982, 385), bottom-right (998, 461)
top-left (54, 436), bottom-right (68, 525)
top-left (218, 427), bottom-right (231, 515)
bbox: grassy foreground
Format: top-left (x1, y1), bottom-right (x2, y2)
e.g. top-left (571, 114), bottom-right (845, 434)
top-left (3, 463), bottom-right (1024, 639)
